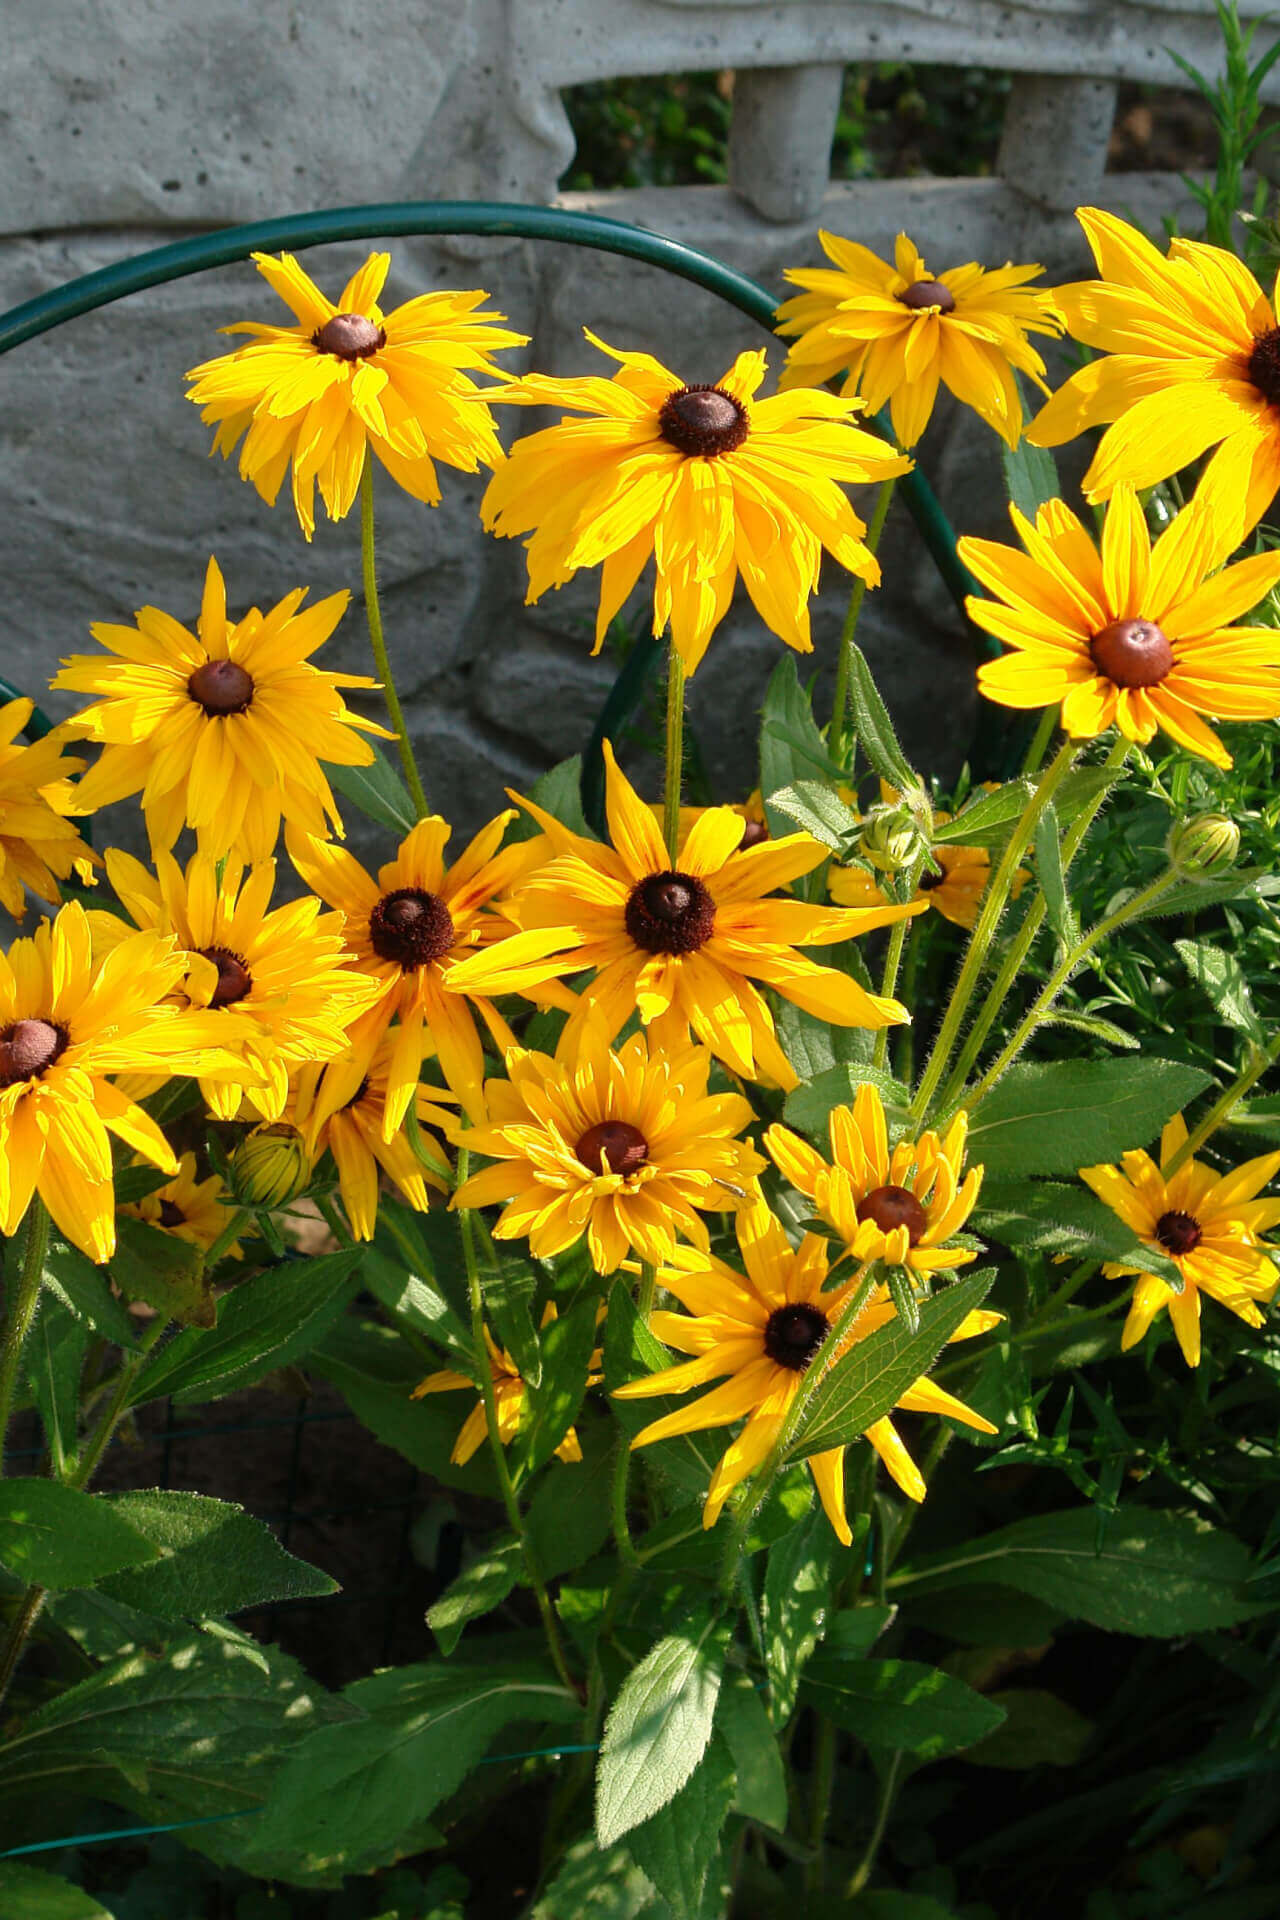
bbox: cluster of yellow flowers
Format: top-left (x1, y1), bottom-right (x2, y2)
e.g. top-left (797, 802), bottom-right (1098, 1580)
top-left (4, 208), bottom-right (1280, 1539)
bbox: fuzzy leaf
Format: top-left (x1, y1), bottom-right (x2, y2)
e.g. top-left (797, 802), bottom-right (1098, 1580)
top-left (427, 1541), bottom-right (522, 1655)
top-left (717, 1673), bottom-right (787, 1830)
top-left (846, 643), bottom-right (918, 793)
top-left (760, 655), bottom-right (836, 841)
top-left (1175, 937), bottom-right (1264, 1042)
top-left (761, 1511), bottom-right (838, 1725)
top-left (782, 1064), bottom-right (911, 1140)
top-left (625, 1735), bottom-right (735, 1917)
top-left (0, 1480), bottom-right (160, 1590)
top-left (966, 1058), bottom-right (1211, 1178)
top-left (1001, 420), bottom-right (1060, 522)
top-left (111, 1217), bottom-right (213, 1328)
top-left (596, 1608), bottom-right (727, 1848)
top-left (801, 1656), bottom-right (1005, 1757)
top-left (95, 1490), bottom-right (336, 1621)
top-left (324, 742), bottom-right (416, 835)
top-left (766, 780), bottom-right (857, 852)
top-left (516, 1293), bottom-right (599, 1476)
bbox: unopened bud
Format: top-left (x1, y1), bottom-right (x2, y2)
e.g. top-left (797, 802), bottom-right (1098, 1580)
top-left (859, 805), bottom-right (926, 877)
top-left (230, 1123), bottom-right (312, 1209)
top-left (1168, 814), bottom-right (1240, 878)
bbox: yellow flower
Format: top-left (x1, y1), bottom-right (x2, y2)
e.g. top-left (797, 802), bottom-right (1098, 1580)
top-left (1028, 207), bottom-right (1280, 545)
top-left (447, 742), bottom-right (923, 1091)
top-left (290, 811), bottom-right (547, 1130)
top-left (478, 329), bottom-right (910, 676)
top-left (53, 557), bottom-right (392, 865)
top-left (0, 903), bottom-right (242, 1261)
top-left (0, 700), bottom-right (98, 919)
top-left (766, 1083), bottom-right (983, 1277)
top-left (613, 1194), bottom-right (998, 1541)
top-left (291, 1028), bottom-right (456, 1241)
top-left (90, 847), bottom-right (377, 1123)
top-left (964, 486), bottom-right (1280, 769)
top-left (830, 788), bottom-right (1028, 932)
top-left (776, 230), bottom-right (1062, 448)
top-left (122, 1150), bottom-right (246, 1260)
top-left (451, 1018), bottom-right (764, 1274)
top-left (186, 251), bottom-right (526, 539)
top-left (1081, 1113), bottom-right (1280, 1367)
top-left (412, 1304), bottom-right (590, 1466)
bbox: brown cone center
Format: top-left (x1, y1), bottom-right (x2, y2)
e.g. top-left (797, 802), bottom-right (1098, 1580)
top-left (658, 384), bottom-right (749, 458)
top-left (917, 865), bottom-right (945, 892)
top-left (763, 1301), bottom-right (831, 1371)
top-left (158, 1199), bottom-right (186, 1228)
top-left (860, 1183), bottom-right (929, 1245)
top-left (1156, 1208), bottom-right (1202, 1256)
top-left (369, 888), bottom-right (456, 969)
top-left (1089, 618), bottom-right (1173, 689)
top-left (313, 311), bottom-right (385, 361)
top-left (0, 1018), bottom-right (66, 1087)
top-left (899, 278), bottom-right (956, 314)
top-left (1247, 325), bottom-right (1280, 408)
top-left (576, 1119), bottom-right (649, 1178)
top-left (624, 869), bottom-right (716, 956)
top-left (197, 945), bottom-right (252, 1008)
top-left (188, 658), bottom-right (254, 715)
top-left (738, 817), bottom-right (770, 850)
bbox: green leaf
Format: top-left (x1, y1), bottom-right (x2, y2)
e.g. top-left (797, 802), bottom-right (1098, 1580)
top-left (966, 1058), bottom-right (1212, 1178)
top-left (846, 644), bottom-right (918, 794)
top-left (1000, 420), bottom-right (1060, 523)
top-left (603, 1281), bottom-right (722, 1499)
top-left (130, 1248), bottom-right (363, 1406)
top-left (766, 781), bottom-right (857, 852)
top-left (479, 1235), bottom-right (541, 1389)
top-left (761, 1510), bottom-right (838, 1725)
top-left (534, 1834), bottom-right (669, 1920)
top-left (790, 1270), bottom-right (995, 1462)
top-left (0, 1480), bottom-right (160, 1589)
top-left (244, 1652), bottom-right (578, 1881)
top-left (886, 1264), bottom-right (920, 1335)
top-left (1131, 867), bottom-right (1280, 922)
top-left (596, 1607), bottom-right (728, 1848)
top-left (626, 1735), bottom-right (735, 1918)
top-left (760, 656), bottom-right (837, 841)
top-left (823, 1604), bottom-right (895, 1659)
top-left (507, 755), bottom-right (592, 843)
top-left (324, 741), bottom-right (417, 835)
top-left (0, 1864), bottom-right (116, 1919)
top-left (1175, 937), bottom-right (1264, 1042)
top-left (899, 1507), bottom-right (1265, 1635)
top-left (717, 1673), bottom-right (787, 1831)
top-left (363, 1244), bottom-right (474, 1373)
top-left (526, 1426), bottom-right (614, 1579)
top-left (903, 1582), bottom-right (1065, 1648)
top-left (962, 1688), bottom-right (1094, 1770)
top-left (799, 1656), bottom-right (1006, 1758)
top-left (427, 1540), bottom-right (521, 1655)
top-left (782, 1064), bottom-right (911, 1141)
top-left (111, 1216), bottom-right (214, 1328)
top-left (25, 1303), bottom-right (91, 1477)
top-left (1033, 802), bottom-right (1075, 948)
top-left (95, 1490), bottom-right (336, 1621)
top-left (1043, 1010), bottom-right (1139, 1051)
top-left (517, 1294), bottom-right (600, 1476)
top-left (979, 1178), bottom-right (1182, 1288)
top-left (41, 1239), bottom-right (139, 1349)
top-left (930, 781), bottom-right (1031, 849)
top-left (310, 1319), bottom-right (494, 1495)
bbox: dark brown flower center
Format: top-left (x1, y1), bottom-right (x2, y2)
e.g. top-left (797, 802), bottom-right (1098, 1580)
top-left (188, 659), bottom-right (254, 715)
top-left (658, 385), bottom-right (749, 458)
top-left (158, 1199), bottom-right (186, 1228)
top-left (1247, 325), bottom-right (1280, 408)
top-left (1089, 618), bottom-right (1174, 689)
top-left (197, 946), bottom-right (252, 1008)
top-left (341, 1075), bottom-right (371, 1112)
top-left (860, 1183), bottom-right (929, 1245)
top-left (576, 1120), bottom-right (649, 1177)
top-left (764, 1301), bottom-right (831, 1372)
top-left (0, 1018), bottom-right (67, 1087)
top-left (624, 870), bottom-right (716, 955)
top-left (899, 278), bottom-right (956, 314)
top-left (1156, 1208), bottom-right (1202, 1256)
top-left (312, 311), bottom-right (385, 361)
top-left (738, 817), bottom-right (770, 850)
top-left (917, 864), bottom-right (945, 892)
top-left (369, 888), bottom-right (456, 970)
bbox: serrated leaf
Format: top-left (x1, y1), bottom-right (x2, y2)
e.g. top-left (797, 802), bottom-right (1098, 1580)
top-left (717, 1673), bottom-right (787, 1830)
top-left (846, 644), bottom-right (917, 793)
top-left (533, 1834), bottom-right (666, 1920)
top-left (761, 1510), bottom-right (838, 1725)
top-left (479, 1235), bottom-right (541, 1389)
top-left (626, 1735), bottom-right (735, 1917)
top-left (765, 780), bottom-right (858, 851)
top-left (790, 1271), bottom-right (995, 1462)
top-left (801, 1655), bottom-right (1005, 1757)
top-left (95, 1490), bottom-right (337, 1621)
top-left (979, 1179), bottom-right (1182, 1288)
top-left (309, 1319), bottom-right (495, 1495)
top-left (886, 1265), bottom-right (920, 1335)
top-left (596, 1609), bottom-right (727, 1848)
top-left (111, 1216), bottom-right (213, 1328)
top-left (966, 1058), bottom-right (1212, 1178)
top-left (0, 1480), bottom-right (160, 1589)
top-left (760, 656), bottom-right (837, 842)
top-left (931, 780), bottom-right (1031, 849)
top-left (362, 1245), bottom-right (475, 1374)
top-left (1001, 409), bottom-right (1060, 521)
top-left (427, 1540), bottom-right (521, 1655)
top-left (1175, 937), bottom-right (1264, 1042)
top-left (38, 1238), bottom-right (140, 1350)
top-left (1130, 867), bottom-right (1280, 922)
top-left (324, 742), bottom-right (417, 835)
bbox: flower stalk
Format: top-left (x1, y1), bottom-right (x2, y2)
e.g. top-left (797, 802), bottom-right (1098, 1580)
top-left (663, 642), bottom-right (686, 864)
top-left (0, 1197), bottom-right (49, 1476)
top-left (829, 473), bottom-right (899, 770)
top-left (360, 460), bottom-right (429, 819)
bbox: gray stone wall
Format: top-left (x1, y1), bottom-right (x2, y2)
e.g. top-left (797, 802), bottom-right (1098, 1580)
top-left (0, 0), bottom-right (1260, 860)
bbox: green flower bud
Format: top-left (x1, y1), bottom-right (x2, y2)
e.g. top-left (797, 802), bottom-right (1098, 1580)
top-left (860, 805), bottom-right (927, 876)
top-left (1167, 813), bottom-right (1241, 878)
top-left (230, 1123), bottom-right (312, 1209)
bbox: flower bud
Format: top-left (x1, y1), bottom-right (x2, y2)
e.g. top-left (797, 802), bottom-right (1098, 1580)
top-left (859, 805), bottom-right (927, 877)
top-left (1167, 813), bottom-right (1241, 878)
top-left (230, 1123), bottom-right (312, 1209)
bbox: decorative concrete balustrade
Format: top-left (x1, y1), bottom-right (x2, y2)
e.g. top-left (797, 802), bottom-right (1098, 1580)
top-left (0, 0), bottom-right (1273, 855)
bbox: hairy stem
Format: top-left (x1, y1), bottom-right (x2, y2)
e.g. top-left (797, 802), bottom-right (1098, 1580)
top-left (360, 458), bottom-right (429, 819)
top-left (0, 1197), bottom-right (50, 1477)
top-left (663, 642), bottom-right (686, 864)
top-left (829, 474), bottom-right (899, 770)
top-left (1165, 1027), bottom-right (1280, 1179)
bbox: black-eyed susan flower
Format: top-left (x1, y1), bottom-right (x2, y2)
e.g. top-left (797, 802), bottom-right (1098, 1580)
top-left (0, 700), bottom-right (98, 919)
top-left (291, 812), bottom-right (549, 1130)
top-left (448, 743), bottom-right (923, 1091)
top-left (964, 486), bottom-right (1280, 769)
top-left (0, 904), bottom-right (243, 1262)
top-left (1028, 208), bottom-right (1280, 543)
top-left (412, 1305), bottom-right (591, 1466)
top-left (54, 558), bottom-right (392, 865)
top-left (186, 251), bottom-right (526, 539)
top-left (478, 330), bottom-right (910, 675)
top-left (613, 1194), bottom-right (998, 1539)
top-left (90, 848), bottom-right (376, 1124)
top-left (776, 230), bottom-right (1062, 448)
top-left (291, 1028), bottom-right (456, 1241)
top-left (121, 1151), bottom-right (246, 1260)
top-left (450, 1017), bottom-right (764, 1273)
top-left (1081, 1113), bottom-right (1280, 1367)
top-left (766, 1082), bottom-right (982, 1276)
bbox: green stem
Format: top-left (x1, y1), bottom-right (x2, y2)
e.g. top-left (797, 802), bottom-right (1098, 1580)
top-left (872, 852), bottom-right (926, 1072)
top-left (610, 1433), bottom-right (639, 1568)
top-left (829, 473), bottom-right (898, 771)
top-left (636, 1261), bottom-right (657, 1326)
top-left (911, 738), bottom-right (1076, 1124)
top-left (315, 1193), bottom-right (354, 1248)
top-left (663, 642), bottom-right (686, 864)
top-left (805, 1716), bottom-right (838, 1892)
top-left (846, 1750), bottom-right (904, 1896)
top-left (360, 459), bottom-right (429, 820)
top-left (1164, 1029), bottom-right (1280, 1179)
top-left (0, 1198), bottom-right (49, 1476)
top-left (1020, 706), bottom-right (1056, 777)
top-left (200, 1206), bottom-right (252, 1274)
top-left (456, 1149), bottom-right (577, 1695)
